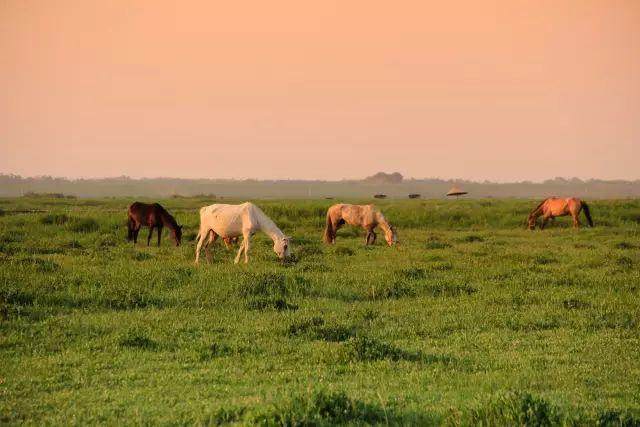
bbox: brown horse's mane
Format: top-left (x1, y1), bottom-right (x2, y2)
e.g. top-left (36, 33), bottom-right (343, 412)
top-left (154, 203), bottom-right (179, 229)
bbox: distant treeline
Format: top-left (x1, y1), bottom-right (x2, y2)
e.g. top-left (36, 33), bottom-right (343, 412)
top-left (1, 174), bottom-right (639, 199)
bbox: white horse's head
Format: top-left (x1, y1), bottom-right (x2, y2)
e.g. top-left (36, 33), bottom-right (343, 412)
top-left (384, 225), bottom-right (398, 246)
top-left (273, 236), bottom-right (291, 259)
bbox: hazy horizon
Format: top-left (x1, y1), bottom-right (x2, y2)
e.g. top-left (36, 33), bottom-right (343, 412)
top-left (2, 1), bottom-right (639, 181)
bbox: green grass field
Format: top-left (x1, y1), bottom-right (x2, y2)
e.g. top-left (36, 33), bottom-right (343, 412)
top-left (1, 197), bottom-right (639, 425)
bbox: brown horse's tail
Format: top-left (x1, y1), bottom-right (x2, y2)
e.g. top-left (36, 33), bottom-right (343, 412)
top-left (582, 201), bottom-right (594, 227)
top-left (323, 211), bottom-right (334, 244)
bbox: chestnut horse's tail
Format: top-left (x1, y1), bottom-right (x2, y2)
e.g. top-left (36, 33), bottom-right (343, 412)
top-left (323, 211), bottom-right (334, 244)
top-left (582, 201), bottom-right (594, 227)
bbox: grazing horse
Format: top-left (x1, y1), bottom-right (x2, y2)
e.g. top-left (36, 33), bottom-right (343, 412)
top-left (127, 202), bottom-right (183, 246)
top-left (195, 202), bottom-right (291, 264)
top-left (527, 197), bottom-right (593, 230)
top-left (323, 204), bottom-right (397, 246)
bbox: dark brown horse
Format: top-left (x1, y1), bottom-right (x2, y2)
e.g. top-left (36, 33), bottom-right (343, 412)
top-left (127, 202), bottom-right (182, 246)
top-left (527, 197), bottom-right (593, 230)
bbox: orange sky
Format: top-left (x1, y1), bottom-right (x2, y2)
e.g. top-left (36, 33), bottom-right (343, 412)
top-left (1, 0), bottom-right (639, 181)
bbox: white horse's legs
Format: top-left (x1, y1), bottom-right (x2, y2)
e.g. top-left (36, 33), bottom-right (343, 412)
top-left (194, 234), bottom-right (203, 264)
top-left (234, 239), bottom-right (245, 264)
top-left (204, 230), bottom-right (215, 262)
top-left (234, 232), bottom-right (251, 264)
top-left (194, 228), bottom-right (207, 264)
top-left (243, 234), bottom-right (250, 263)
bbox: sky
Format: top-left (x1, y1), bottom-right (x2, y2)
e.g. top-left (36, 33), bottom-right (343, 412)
top-left (1, 0), bottom-right (639, 181)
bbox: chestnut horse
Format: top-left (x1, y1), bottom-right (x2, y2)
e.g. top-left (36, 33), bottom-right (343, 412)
top-left (527, 197), bottom-right (593, 230)
top-left (323, 204), bottom-right (397, 246)
top-left (127, 202), bottom-right (183, 246)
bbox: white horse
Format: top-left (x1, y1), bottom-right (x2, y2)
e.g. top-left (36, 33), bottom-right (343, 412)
top-left (195, 202), bottom-right (291, 264)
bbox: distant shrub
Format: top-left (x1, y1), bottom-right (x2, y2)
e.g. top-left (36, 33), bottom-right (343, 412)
top-left (23, 192), bottom-right (75, 199)
top-left (469, 392), bottom-right (561, 426)
top-left (288, 317), bottom-right (354, 342)
top-left (343, 336), bottom-right (421, 362)
top-left (68, 217), bottom-right (99, 233)
top-left (368, 281), bottom-right (417, 300)
top-left (40, 213), bottom-right (69, 225)
top-left (118, 328), bottom-right (158, 350)
top-left (251, 390), bottom-right (390, 425)
top-left (423, 283), bottom-right (476, 297)
top-left (245, 297), bottom-right (297, 311)
top-left (198, 342), bottom-right (236, 360)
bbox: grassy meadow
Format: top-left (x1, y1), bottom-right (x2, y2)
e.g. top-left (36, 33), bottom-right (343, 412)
top-left (1, 197), bottom-right (639, 425)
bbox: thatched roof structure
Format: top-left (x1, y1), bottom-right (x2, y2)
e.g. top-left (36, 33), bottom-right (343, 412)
top-left (446, 185), bottom-right (468, 197)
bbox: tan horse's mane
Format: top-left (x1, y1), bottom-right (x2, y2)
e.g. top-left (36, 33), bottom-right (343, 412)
top-left (528, 198), bottom-right (549, 217)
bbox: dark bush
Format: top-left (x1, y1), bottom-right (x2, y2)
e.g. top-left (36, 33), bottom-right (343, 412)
top-left (118, 328), bottom-right (158, 350)
top-left (469, 392), bottom-right (561, 426)
top-left (288, 317), bottom-right (354, 342)
top-left (344, 336), bottom-right (421, 362)
top-left (40, 213), bottom-right (70, 225)
top-left (251, 390), bottom-right (389, 425)
top-left (423, 283), bottom-right (476, 297)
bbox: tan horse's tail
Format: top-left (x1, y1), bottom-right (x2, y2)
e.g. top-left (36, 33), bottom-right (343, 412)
top-left (582, 201), bottom-right (594, 227)
top-left (323, 211), bottom-right (334, 244)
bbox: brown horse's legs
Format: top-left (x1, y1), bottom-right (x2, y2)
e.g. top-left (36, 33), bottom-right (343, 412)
top-left (147, 226), bottom-right (154, 246)
top-left (157, 226), bottom-right (163, 246)
top-left (133, 225), bottom-right (141, 244)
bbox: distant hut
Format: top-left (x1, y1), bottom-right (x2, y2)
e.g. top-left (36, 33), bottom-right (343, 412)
top-left (446, 185), bottom-right (468, 198)
top-left (408, 193), bottom-right (421, 199)
top-left (373, 194), bottom-right (387, 199)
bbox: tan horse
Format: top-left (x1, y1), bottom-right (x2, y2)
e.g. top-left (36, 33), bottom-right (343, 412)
top-left (527, 197), bottom-right (593, 230)
top-left (323, 204), bottom-right (397, 245)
